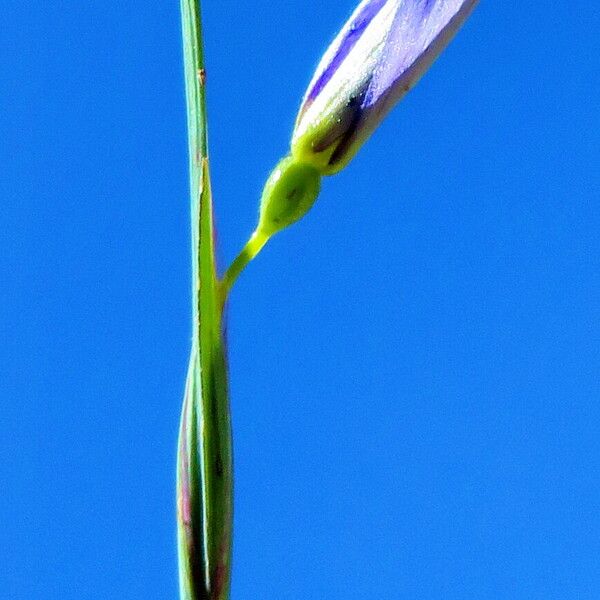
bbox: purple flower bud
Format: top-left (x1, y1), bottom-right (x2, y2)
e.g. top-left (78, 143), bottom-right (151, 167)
top-left (291, 0), bottom-right (479, 175)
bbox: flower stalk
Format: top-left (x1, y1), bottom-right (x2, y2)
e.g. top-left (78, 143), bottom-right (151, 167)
top-left (221, 0), bottom-right (479, 289)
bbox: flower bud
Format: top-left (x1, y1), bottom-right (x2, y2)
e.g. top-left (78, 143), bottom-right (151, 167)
top-left (258, 157), bottom-right (322, 237)
top-left (291, 0), bottom-right (479, 175)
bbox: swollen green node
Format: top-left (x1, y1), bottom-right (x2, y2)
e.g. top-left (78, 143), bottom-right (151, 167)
top-left (257, 156), bottom-right (322, 237)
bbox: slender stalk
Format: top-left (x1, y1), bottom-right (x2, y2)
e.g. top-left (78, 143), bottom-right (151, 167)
top-left (177, 1), bottom-right (233, 599)
top-left (220, 230), bottom-right (269, 304)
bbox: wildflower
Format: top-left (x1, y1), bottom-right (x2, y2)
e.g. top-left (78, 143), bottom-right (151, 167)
top-left (222, 0), bottom-right (479, 296)
top-left (291, 0), bottom-right (479, 174)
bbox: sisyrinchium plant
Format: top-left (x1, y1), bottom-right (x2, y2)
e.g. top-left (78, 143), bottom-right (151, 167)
top-left (176, 0), bottom-right (479, 598)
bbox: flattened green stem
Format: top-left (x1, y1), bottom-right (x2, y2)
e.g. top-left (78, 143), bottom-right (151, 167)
top-left (177, 0), bottom-right (233, 598)
top-left (178, 163), bottom-right (233, 600)
top-left (220, 230), bottom-right (269, 304)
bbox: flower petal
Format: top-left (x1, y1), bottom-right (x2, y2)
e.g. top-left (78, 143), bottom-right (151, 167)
top-left (292, 0), bottom-right (479, 174)
top-left (300, 0), bottom-right (388, 116)
top-left (365, 0), bottom-right (479, 108)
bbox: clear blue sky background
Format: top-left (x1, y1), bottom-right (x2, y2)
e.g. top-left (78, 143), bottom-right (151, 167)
top-left (2, 2), bottom-right (599, 598)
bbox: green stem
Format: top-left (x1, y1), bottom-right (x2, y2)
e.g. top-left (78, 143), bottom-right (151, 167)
top-left (177, 1), bottom-right (233, 599)
top-left (220, 230), bottom-right (269, 304)
top-left (177, 163), bottom-right (233, 600)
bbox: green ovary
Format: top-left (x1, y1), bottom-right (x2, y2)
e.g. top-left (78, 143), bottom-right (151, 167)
top-left (258, 156), bottom-right (322, 237)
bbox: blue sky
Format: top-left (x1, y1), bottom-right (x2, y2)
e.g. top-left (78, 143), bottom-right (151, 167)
top-left (2, 2), bottom-right (600, 598)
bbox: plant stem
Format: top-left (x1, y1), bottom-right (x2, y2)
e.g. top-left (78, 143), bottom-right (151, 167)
top-left (177, 1), bottom-right (233, 598)
top-left (220, 230), bottom-right (269, 304)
